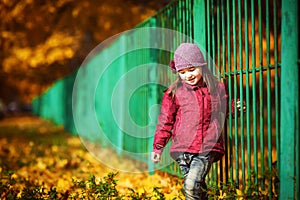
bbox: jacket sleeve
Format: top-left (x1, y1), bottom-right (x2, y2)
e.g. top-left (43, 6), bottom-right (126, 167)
top-left (152, 92), bottom-right (177, 154)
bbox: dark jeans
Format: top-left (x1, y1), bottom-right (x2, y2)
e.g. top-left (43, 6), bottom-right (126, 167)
top-left (176, 152), bottom-right (215, 200)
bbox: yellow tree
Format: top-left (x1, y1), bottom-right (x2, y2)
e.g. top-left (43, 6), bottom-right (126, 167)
top-left (0, 0), bottom-right (168, 104)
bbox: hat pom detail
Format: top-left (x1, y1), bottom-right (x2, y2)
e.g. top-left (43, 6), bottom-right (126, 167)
top-left (169, 60), bottom-right (176, 73)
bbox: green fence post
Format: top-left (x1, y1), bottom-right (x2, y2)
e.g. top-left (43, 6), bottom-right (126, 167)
top-left (280, 0), bottom-right (299, 199)
top-left (193, 0), bottom-right (206, 49)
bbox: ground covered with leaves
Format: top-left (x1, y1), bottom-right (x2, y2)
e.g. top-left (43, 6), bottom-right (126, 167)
top-left (0, 115), bottom-right (183, 199)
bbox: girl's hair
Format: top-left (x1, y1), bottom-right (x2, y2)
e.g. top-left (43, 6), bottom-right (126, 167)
top-left (165, 75), bottom-right (182, 98)
top-left (166, 65), bottom-right (219, 98)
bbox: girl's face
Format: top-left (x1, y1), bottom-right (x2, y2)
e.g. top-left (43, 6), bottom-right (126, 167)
top-left (178, 66), bottom-right (202, 86)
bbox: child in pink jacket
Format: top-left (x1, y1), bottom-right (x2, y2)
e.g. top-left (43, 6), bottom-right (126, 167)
top-left (151, 43), bottom-right (242, 199)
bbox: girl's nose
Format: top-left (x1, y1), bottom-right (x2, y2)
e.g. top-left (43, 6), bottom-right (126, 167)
top-left (186, 72), bottom-right (193, 78)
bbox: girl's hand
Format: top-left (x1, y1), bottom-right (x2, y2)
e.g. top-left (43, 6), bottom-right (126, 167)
top-left (151, 152), bottom-right (161, 163)
top-left (236, 99), bottom-right (246, 112)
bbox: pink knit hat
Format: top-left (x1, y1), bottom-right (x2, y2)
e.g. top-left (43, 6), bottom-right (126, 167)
top-left (170, 43), bottom-right (207, 73)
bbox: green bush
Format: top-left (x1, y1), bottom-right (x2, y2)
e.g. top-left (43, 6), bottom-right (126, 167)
top-left (0, 169), bottom-right (178, 200)
top-left (1, 167), bottom-right (278, 200)
top-left (207, 170), bottom-right (278, 200)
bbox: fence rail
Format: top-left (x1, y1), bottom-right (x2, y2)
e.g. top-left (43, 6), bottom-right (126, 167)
top-left (32, 0), bottom-right (299, 199)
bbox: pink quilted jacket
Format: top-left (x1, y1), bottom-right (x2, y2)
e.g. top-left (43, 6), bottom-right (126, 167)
top-left (153, 80), bottom-right (229, 161)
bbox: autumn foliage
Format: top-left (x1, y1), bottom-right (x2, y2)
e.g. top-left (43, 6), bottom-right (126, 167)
top-left (0, 0), bottom-right (170, 104)
top-left (0, 116), bottom-right (184, 199)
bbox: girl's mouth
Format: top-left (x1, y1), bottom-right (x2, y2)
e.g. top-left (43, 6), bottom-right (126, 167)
top-left (186, 77), bottom-right (195, 82)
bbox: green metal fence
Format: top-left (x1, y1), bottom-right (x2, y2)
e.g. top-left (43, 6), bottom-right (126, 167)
top-left (206, 0), bottom-right (280, 194)
top-left (32, 0), bottom-right (299, 199)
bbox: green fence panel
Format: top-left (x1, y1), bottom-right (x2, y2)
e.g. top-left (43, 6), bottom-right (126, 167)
top-left (33, 79), bottom-right (62, 125)
top-left (32, 72), bottom-right (76, 134)
top-left (202, 0), bottom-right (282, 197)
top-left (95, 38), bottom-right (126, 150)
top-left (62, 73), bottom-right (77, 133)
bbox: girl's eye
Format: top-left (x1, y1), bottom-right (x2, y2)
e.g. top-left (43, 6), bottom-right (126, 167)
top-left (178, 67), bottom-right (196, 74)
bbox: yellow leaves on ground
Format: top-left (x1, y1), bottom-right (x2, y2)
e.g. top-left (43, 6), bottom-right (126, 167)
top-left (0, 116), bottom-right (184, 199)
top-left (235, 188), bottom-right (244, 200)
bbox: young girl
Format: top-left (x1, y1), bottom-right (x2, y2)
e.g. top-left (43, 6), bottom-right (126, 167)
top-left (151, 43), bottom-right (241, 199)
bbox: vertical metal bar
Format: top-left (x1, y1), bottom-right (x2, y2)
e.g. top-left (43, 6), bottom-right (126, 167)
top-left (265, 0), bottom-right (273, 197)
top-left (206, 0), bottom-right (211, 69)
top-left (250, 0), bottom-right (258, 186)
top-left (258, 0), bottom-right (265, 190)
top-left (232, 0), bottom-right (239, 186)
top-left (273, 0), bottom-right (280, 191)
top-left (189, 0), bottom-right (193, 39)
top-left (280, 0), bottom-right (299, 199)
top-left (229, 0), bottom-right (237, 180)
top-left (190, 0), bottom-right (194, 40)
top-left (184, 0), bottom-right (188, 37)
top-left (238, 0), bottom-right (245, 189)
top-left (244, 0), bottom-right (251, 185)
top-left (206, 0), bottom-right (213, 183)
top-left (187, 0), bottom-right (191, 38)
top-left (193, 0), bottom-right (207, 48)
top-left (219, 0), bottom-right (226, 183)
top-left (211, 0), bottom-right (216, 75)
top-left (221, 1), bottom-right (226, 76)
top-left (179, 0), bottom-right (183, 36)
top-left (183, 0), bottom-right (187, 36)
top-left (226, 0), bottom-right (233, 183)
top-left (174, 2), bottom-right (179, 40)
top-left (217, 0), bottom-right (221, 76)
top-left (173, 3), bottom-right (178, 39)
top-left (180, 0), bottom-right (184, 42)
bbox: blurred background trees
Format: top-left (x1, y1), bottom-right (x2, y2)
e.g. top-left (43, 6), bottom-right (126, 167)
top-left (0, 0), bottom-right (171, 107)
